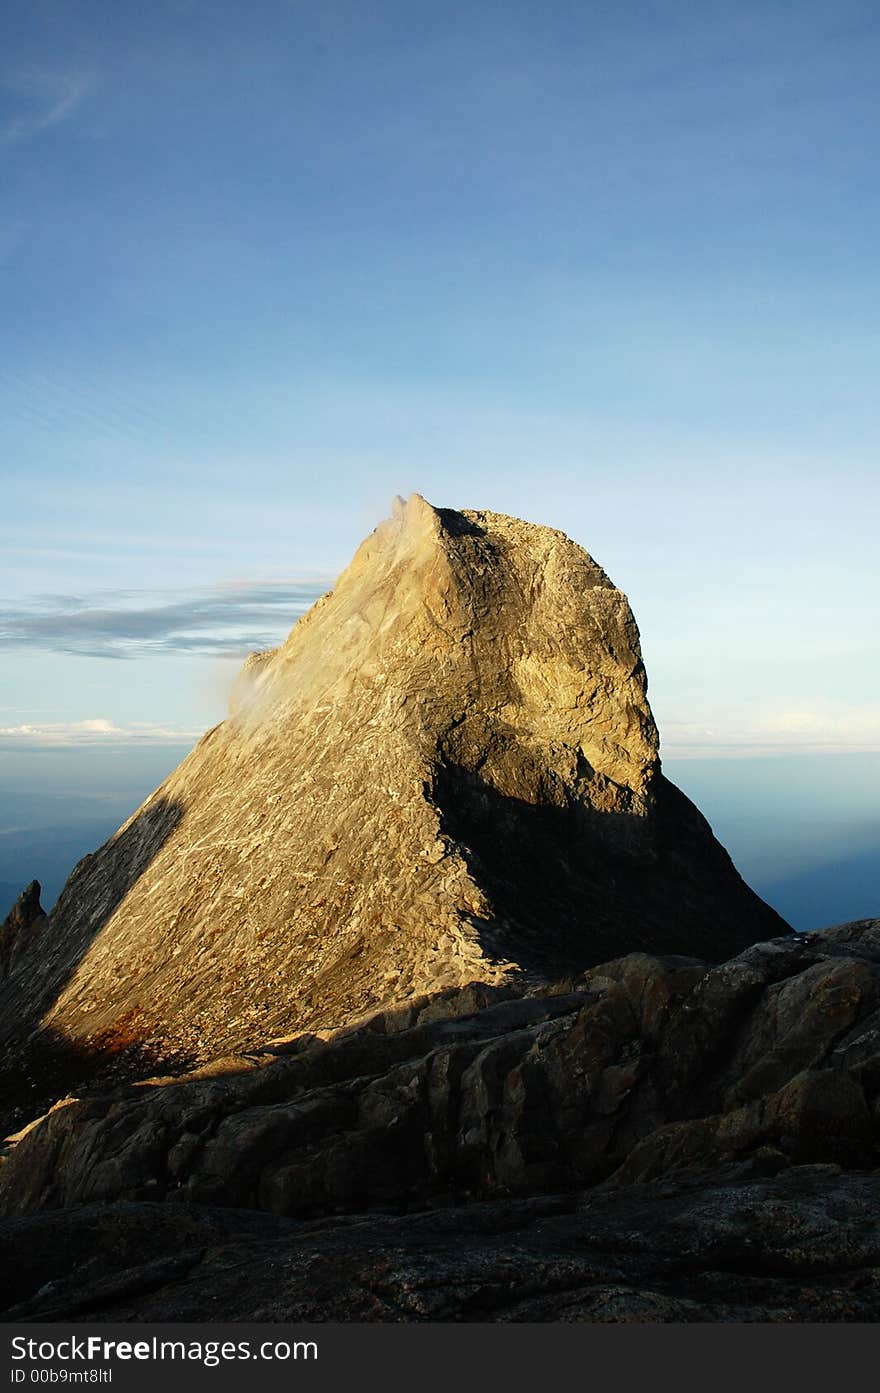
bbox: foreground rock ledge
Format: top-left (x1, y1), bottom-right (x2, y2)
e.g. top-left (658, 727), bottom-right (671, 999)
top-left (1, 919), bottom-right (878, 1321)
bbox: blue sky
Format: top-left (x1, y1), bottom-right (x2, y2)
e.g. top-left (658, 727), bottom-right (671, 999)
top-left (2, 0), bottom-right (879, 764)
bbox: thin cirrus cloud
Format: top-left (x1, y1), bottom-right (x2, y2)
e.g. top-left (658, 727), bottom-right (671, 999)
top-left (661, 707), bottom-right (880, 759)
top-left (0, 718), bottom-right (203, 748)
top-left (0, 579), bottom-right (330, 659)
top-left (0, 68), bottom-right (94, 146)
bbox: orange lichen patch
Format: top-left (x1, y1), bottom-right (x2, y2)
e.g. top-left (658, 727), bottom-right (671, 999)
top-left (88, 1007), bottom-right (149, 1055)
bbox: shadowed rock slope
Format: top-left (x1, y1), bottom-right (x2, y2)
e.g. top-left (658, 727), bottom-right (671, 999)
top-left (1, 920), bottom-right (878, 1321)
top-left (0, 496), bottom-right (786, 1107)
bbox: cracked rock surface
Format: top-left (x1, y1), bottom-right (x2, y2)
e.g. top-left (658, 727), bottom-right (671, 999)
top-left (1, 920), bottom-right (878, 1321)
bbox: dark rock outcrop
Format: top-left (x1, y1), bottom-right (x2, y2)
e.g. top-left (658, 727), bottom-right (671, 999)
top-left (4, 1171), bottom-right (880, 1323)
top-left (1, 920), bottom-right (877, 1321)
top-left (0, 881), bottom-right (46, 977)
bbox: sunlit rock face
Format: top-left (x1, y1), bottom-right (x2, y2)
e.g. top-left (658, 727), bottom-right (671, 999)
top-left (0, 495), bottom-right (788, 1077)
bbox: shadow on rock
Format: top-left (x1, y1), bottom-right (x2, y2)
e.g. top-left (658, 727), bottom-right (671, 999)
top-left (0, 796), bottom-right (189, 1135)
top-left (433, 757), bottom-right (791, 973)
top-left (2, 920), bottom-right (878, 1228)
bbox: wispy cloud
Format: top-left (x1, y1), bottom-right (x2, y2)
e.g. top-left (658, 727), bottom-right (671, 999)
top-left (0, 719), bottom-right (201, 748)
top-left (0, 68), bottom-right (94, 146)
top-left (662, 705), bottom-right (880, 759)
top-left (0, 579), bottom-right (329, 659)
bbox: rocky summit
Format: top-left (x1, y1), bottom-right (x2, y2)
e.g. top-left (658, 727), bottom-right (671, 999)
top-left (1, 497), bottom-right (876, 1324)
top-left (0, 496), bottom-right (786, 1117)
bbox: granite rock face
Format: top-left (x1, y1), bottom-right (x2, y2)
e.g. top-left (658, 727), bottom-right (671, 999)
top-left (3, 922), bottom-right (877, 1220)
top-left (0, 496), bottom-right (787, 1105)
top-left (4, 1173), bottom-right (880, 1323)
top-left (0, 489), bottom-right (870, 1322)
top-left (1, 921), bottom-right (878, 1322)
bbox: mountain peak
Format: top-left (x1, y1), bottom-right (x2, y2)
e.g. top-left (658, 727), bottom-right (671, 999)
top-left (0, 501), bottom-right (789, 1095)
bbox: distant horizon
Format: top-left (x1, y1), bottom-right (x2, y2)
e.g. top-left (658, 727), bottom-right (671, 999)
top-left (1, 737), bottom-right (877, 935)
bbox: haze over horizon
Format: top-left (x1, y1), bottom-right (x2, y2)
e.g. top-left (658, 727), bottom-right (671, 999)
top-left (2, 3), bottom-right (877, 928)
